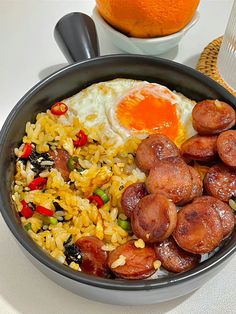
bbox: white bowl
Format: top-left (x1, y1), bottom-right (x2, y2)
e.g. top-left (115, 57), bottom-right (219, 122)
top-left (93, 8), bottom-right (200, 55)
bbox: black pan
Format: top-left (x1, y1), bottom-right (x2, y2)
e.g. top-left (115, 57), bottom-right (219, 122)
top-left (0, 13), bottom-right (235, 305)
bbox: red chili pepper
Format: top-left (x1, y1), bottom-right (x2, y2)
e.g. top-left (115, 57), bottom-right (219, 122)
top-left (20, 143), bottom-right (33, 158)
top-left (51, 102), bottom-right (68, 115)
top-left (36, 205), bottom-right (54, 216)
top-left (73, 130), bottom-right (88, 147)
top-left (20, 200), bottom-right (33, 218)
top-left (28, 177), bottom-right (47, 191)
top-left (88, 195), bottom-right (104, 208)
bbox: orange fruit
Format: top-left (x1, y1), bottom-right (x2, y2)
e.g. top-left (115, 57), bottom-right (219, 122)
top-left (96, 0), bottom-right (200, 38)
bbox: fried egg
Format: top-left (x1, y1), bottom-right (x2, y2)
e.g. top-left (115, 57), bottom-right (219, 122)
top-left (64, 79), bottom-right (196, 146)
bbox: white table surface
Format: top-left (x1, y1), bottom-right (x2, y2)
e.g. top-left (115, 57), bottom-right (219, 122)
top-left (0, 0), bottom-right (235, 313)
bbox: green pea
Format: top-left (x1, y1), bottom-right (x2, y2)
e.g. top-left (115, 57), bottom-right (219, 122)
top-left (49, 217), bottom-right (58, 225)
top-left (24, 222), bottom-right (32, 231)
top-left (118, 218), bottom-right (131, 232)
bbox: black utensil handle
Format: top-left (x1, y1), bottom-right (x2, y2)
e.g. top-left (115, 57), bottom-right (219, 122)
top-left (54, 12), bottom-right (100, 63)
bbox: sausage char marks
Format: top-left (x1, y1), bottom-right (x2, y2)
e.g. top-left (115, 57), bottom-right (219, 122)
top-left (192, 196), bottom-right (235, 238)
top-left (177, 166), bottom-right (203, 206)
top-left (181, 135), bottom-right (218, 162)
top-left (204, 163), bottom-right (236, 202)
top-left (173, 200), bottom-right (224, 254)
top-left (135, 134), bottom-right (180, 173)
top-left (192, 100), bottom-right (235, 135)
top-left (131, 193), bottom-right (177, 243)
top-left (121, 182), bottom-right (148, 218)
top-left (217, 130), bottom-right (236, 168)
top-left (154, 237), bottom-right (200, 273)
top-left (107, 240), bottom-right (157, 279)
top-left (75, 236), bottom-right (110, 278)
top-left (146, 157), bottom-right (193, 205)
top-left (186, 166), bottom-right (203, 201)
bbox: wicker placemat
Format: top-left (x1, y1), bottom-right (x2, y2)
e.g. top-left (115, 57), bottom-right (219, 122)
top-left (196, 36), bottom-right (236, 97)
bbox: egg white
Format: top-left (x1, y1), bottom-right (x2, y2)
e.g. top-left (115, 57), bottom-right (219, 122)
top-left (63, 78), bottom-right (196, 145)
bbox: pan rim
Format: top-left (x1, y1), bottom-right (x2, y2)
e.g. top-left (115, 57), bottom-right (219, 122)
top-left (0, 54), bottom-right (235, 291)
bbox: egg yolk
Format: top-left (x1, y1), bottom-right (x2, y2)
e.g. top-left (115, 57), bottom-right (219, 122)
top-left (116, 87), bottom-right (179, 140)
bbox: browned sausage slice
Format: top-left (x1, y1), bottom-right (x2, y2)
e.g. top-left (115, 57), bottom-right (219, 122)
top-left (107, 240), bottom-right (157, 279)
top-left (192, 100), bottom-right (235, 135)
top-left (121, 182), bottom-right (148, 218)
top-left (179, 166), bottom-right (203, 205)
top-left (181, 135), bottom-right (218, 161)
top-left (217, 130), bottom-right (236, 168)
top-left (188, 167), bottom-right (203, 200)
top-left (131, 193), bottom-right (177, 243)
top-left (193, 196), bottom-right (235, 238)
top-left (75, 236), bottom-right (109, 278)
top-left (173, 201), bottom-right (223, 254)
top-left (135, 134), bottom-right (180, 172)
top-left (48, 149), bottom-right (70, 181)
top-left (154, 237), bottom-right (200, 273)
top-left (146, 157), bottom-right (192, 204)
top-left (204, 163), bottom-right (236, 202)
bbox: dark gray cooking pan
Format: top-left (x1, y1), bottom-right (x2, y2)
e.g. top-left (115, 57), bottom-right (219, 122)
top-left (0, 13), bottom-right (235, 305)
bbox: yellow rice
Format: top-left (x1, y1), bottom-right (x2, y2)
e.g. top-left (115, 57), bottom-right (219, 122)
top-left (12, 109), bottom-right (146, 268)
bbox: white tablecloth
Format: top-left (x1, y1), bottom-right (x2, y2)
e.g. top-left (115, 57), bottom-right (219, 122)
top-left (0, 1), bottom-right (235, 313)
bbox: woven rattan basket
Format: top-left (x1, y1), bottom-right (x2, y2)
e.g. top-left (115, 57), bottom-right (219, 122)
top-left (196, 36), bottom-right (236, 96)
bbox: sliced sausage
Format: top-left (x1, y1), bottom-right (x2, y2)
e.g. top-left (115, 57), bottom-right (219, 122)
top-left (131, 193), bottom-right (177, 243)
top-left (107, 240), bottom-right (157, 279)
top-left (179, 166), bottom-right (203, 205)
top-left (173, 201), bottom-right (223, 254)
top-left (75, 236), bottom-right (109, 278)
top-left (146, 157), bottom-right (192, 204)
top-left (192, 100), bottom-right (235, 135)
top-left (217, 130), bottom-right (236, 168)
top-left (48, 149), bottom-right (70, 181)
top-left (204, 163), bottom-right (236, 202)
top-left (154, 237), bottom-right (200, 273)
top-left (188, 167), bottom-right (203, 200)
top-left (181, 135), bottom-right (218, 161)
top-left (121, 182), bottom-right (148, 218)
top-left (193, 196), bottom-right (235, 238)
top-left (135, 134), bottom-right (180, 172)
